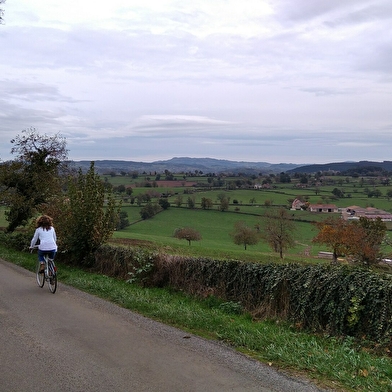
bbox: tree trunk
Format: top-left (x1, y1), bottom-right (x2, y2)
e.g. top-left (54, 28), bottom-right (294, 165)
top-left (332, 251), bottom-right (338, 264)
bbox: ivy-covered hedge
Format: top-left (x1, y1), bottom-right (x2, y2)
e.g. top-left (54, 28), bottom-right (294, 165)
top-left (93, 244), bottom-right (158, 282)
top-left (93, 245), bottom-right (392, 345)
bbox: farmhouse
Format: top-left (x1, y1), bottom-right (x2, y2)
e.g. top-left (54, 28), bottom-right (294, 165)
top-left (291, 198), bottom-right (306, 210)
top-left (309, 204), bottom-right (339, 213)
top-left (253, 183), bottom-right (272, 189)
top-left (343, 206), bottom-right (392, 221)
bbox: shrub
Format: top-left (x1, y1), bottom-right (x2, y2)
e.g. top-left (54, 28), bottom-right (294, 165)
top-left (52, 162), bottom-right (121, 266)
top-left (0, 231), bottom-right (32, 251)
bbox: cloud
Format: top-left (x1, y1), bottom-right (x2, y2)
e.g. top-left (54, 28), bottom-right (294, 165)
top-left (275, 0), bottom-right (373, 23)
top-left (338, 142), bottom-right (384, 147)
top-left (1, 79), bottom-right (78, 102)
top-left (1, 0), bottom-right (391, 164)
top-left (132, 115), bottom-right (232, 134)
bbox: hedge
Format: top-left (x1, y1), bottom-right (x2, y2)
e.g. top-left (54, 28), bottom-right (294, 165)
top-left (93, 245), bottom-right (392, 345)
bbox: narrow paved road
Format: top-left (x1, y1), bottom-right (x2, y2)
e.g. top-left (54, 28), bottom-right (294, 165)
top-left (0, 260), bottom-right (326, 392)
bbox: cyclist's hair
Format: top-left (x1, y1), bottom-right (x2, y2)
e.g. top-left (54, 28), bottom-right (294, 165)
top-left (36, 215), bottom-right (53, 231)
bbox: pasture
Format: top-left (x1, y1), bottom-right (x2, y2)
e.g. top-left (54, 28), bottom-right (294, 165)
top-left (114, 202), bottom-right (325, 260)
top-left (114, 205), bottom-right (332, 262)
top-left (2, 172), bottom-right (392, 262)
top-left (109, 172), bottom-right (392, 211)
top-left (108, 173), bottom-right (392, 262)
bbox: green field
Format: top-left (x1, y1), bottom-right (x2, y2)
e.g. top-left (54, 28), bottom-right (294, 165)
top-left (113, 205), bottom-right (332, 262)
top-left (3, 174), bottom-right (392, 262)
top-left (107, 173), bottom-right (392, 210)
top-left (107, 176), bottom-right (392, 261)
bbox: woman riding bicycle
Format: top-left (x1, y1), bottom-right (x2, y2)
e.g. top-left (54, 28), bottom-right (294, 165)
top-left (30, 215), bottom-right (58, 272)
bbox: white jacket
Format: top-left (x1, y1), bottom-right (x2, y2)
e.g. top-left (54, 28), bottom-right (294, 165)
top-left (30, 227), bottom-right (58, 251)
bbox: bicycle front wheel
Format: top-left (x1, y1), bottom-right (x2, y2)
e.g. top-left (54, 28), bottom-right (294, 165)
top-left (36, 261), bottom-right (44, 288)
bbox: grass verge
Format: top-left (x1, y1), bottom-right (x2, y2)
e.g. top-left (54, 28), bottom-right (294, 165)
top-left (2, 244), bottom-right (392, 392)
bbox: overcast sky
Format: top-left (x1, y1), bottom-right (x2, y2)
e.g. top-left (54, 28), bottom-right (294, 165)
top-left (1, 0), bottom-right (391, 164)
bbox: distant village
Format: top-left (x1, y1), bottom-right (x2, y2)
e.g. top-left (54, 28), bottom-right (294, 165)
top-left (291, 199), bottom-right (392, 222)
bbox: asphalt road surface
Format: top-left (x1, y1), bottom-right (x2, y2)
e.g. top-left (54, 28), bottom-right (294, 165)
top-left (0, 259), bottom-right (327, 392)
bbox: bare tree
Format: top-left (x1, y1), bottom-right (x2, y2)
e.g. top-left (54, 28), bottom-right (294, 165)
top-left (262, 208), bottom-right (295, 258)
top-left (0, 0), bottom-right (5, 24)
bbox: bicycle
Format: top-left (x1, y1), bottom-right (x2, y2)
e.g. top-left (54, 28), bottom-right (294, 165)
top-left (31, 247), bottom-right (58, 294)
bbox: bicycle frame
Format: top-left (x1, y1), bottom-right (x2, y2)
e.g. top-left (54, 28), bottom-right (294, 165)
top-left (43, 254), bottom-right (57, 278)
top-left (31, 247), bottom-right (58, 293)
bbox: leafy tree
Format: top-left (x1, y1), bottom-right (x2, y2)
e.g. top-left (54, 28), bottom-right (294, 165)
top-left (313, 216), bottom-right (387, 265)
top-left (114, 184), bottom-right (126, 193)
top-left (53, 162), bottom-right (120, 265)
top-left (231, 221), bottom-right (259, 250)
top-left (174, 194), bottom-right (183, 207)
top-left (279, 172), bottom-right (291, 183)
top-left (0, 128), bottom-right (68, 232)
top-left (300, 175), bottom-right (308, 184)
top-left (200, 197), bottom-right (213, 209)
top-left (174, 227), bottom-right (202, 246)
top-left (218, 197), bottom-right (230, 212)
top-left (140, 201), bottom-right (161, 219)
top-left (158, 198), bottom-right (170, 210)
top-left (312, 217), bottom-right (357, 263)
top-left (187, 196), bottom-right (195, 209)
top-left (136, 193), bottom-right (151, 206)
top-left (262, 208), bottom-right (295, 258)
top-left (116, 211), bottom-right (130, 230)
top-left (216, 192), bottom-right (228, 202)
top-left (371, 189), bottom-right (382, 198)
top-left (351, 217), bottom-right (387, 265)
top-left (332, 188), bottom-right (344, 198)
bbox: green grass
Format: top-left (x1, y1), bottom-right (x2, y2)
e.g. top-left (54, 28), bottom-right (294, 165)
top-left (115, 205), bottom-right (346, 262)
top-left (111, 181), bottom-right (392, 261)
top-left (115, 207), bottom-right (326, 261)
top-left (2, 244), bottom-right (392, 392)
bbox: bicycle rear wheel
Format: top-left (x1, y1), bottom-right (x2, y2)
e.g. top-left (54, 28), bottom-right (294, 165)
top-left (48, 273), bottom-right (57, 293)
top-left (47, 261), bottom-right (57, 293)
top-left (36, 261), bottom-right (44, 288)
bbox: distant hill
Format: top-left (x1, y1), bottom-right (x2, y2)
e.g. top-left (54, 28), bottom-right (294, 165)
top-left (71, 157), bottom-right (302, 174)
top-left (287, 161), bottom-right (392, 174)
top-left (70, 158), bottom-right (392, 175)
